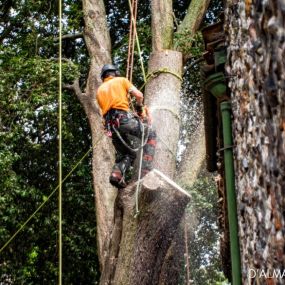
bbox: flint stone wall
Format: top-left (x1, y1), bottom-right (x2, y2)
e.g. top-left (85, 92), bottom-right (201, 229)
top-left (225, 0), bottom-right (285, 283)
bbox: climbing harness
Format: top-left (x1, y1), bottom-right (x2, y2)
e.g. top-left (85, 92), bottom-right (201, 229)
top-left (106, 109), bottom-right (152, 217)
top-left (111, 122), bottom-right (150, 153)
top-left (104, 109), bottom-right (150, 152)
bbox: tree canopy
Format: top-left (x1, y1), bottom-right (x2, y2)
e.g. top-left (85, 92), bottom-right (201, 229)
top-left (0, 0), bottom-right (225, 283)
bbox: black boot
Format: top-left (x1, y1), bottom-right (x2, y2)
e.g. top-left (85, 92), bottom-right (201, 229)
top-left (109, 165), bottom-right (126, 188)
top-left (141, 130), bottom-right (157, 177)
top-left (109, 156), bottom-right (132, 188)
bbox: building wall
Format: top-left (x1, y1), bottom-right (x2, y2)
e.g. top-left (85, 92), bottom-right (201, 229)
top-left (225, 0), bottom-right (285, 283)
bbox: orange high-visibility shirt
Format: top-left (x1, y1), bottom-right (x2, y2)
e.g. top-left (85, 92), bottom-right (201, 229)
top-left (96, 77), bottom-right (134, 116)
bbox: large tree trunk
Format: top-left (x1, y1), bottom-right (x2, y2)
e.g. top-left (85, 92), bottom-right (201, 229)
top-left (151, 0), bottom-right (173, 51)
top-left (176, 118), bottom-right (206, 187)
top-left (225, 0), bottom-right (285, 283)
top-left (81, 0), bottom-right (117, 267)
top-left (79, 0), bottom-right (211, 282)
top-left (145, 50), bottom-right (183, 178)
top-left (100, 170), bottom-right (191, 285)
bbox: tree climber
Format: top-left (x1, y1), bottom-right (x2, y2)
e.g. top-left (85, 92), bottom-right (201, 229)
top-left (97, 64), bottom-right (157, 188)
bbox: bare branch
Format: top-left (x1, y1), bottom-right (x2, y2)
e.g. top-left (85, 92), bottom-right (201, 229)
top-left (177, 0), bottom-right (211, 35)
top-left (63, 78), bottom-right (84, 98)
top-left (64, 78), bottom-right (102, 115)
top-left (53, 32), bottom-right (84, 42)
top-left (51, 57), bottom-right (76, 63)
top-left (174, 0), bottom-right (211, 58)
top-left (176, 117), bottom-right (206, 188)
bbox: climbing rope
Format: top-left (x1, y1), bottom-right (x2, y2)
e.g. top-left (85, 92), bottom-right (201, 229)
top-left (127, 0), bottom-right (146, 82)
top-left (0, 139), bottom-right (101, 254)
top-left (125, 0), bottom-right (184, 217)
top-left (58, 0), bottom-right (63, 282)
top-left (134, 121), bottom-right (144, 218)
top-left (139, 67), bottom-right (183, 90)
top-left (126, 0), bottom-right (138, 82)
top-left (111, 119), bottom-right (150, 152)
top-left (125, 0), bottom-right (145, 217)
top-left (184, 215), bottom-right (191, 284)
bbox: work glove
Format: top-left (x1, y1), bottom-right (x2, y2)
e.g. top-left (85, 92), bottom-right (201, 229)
top-left (135, 104), bottom-right (144, 115)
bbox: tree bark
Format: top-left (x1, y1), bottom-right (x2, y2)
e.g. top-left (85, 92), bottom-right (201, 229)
top-left (175, 0), bottom-right (211, 61)
top-left (100, 170), bottom-right (191, 285)
top-left (158, 220), bottom-right (186, 285)
top-left (82, 0), bottom-right (116, 267)
top-left (176, 118), bottom-right (206, 187)
top-left (145, 50), bottom-right (183, 179)
top-left (176, 0), bottom-right (211, 36)
top-left (225, 0), bottom-right (285, 283)
top-left (151, 0), bottom-right (174, 51)
top-left (79, 0), bottom-right (212, 280)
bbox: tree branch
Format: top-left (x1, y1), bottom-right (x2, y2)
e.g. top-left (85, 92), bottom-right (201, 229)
top-left (64, 78), bottom-right (101, 116)
top-left (174, 0), bottom-right (211, 57)
top-left (63, 79), bottom-right (83, 98)
top-left (176, 117), bottom-right (206, 188)
top-left (177, 0), bottom-right (210, 34)
top-left (53, 32), bottom-right (84, 42)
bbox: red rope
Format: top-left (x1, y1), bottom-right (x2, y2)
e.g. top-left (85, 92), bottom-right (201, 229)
top-left (129, 0), bottom-right (138, 82)
top-left (126, 0), bottom-right (134, 79)
top-left (126, 0), bottom-right (138, 82)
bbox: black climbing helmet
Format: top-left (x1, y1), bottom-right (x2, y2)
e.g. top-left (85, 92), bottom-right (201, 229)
top-left (100, 64), bottom-right (119, 79)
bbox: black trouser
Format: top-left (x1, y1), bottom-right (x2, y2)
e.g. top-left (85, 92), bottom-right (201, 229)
top-left (105, 109), bottom-right (156, 180)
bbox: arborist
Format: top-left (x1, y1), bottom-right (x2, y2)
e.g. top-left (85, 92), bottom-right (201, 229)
top-left (97, 64), bottom-right (156, 188)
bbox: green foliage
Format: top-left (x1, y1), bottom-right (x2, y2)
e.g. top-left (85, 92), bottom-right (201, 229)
top-left (0, 48), bottom-right (99, 283)
top-left (0, 0), bottom-right (225, 283)
top-left (174, 30), bottom-right (204, 57)
top-left (1, 1), bottom-right (94, 283)
top-left (185, 177), bottom-right (228, 285)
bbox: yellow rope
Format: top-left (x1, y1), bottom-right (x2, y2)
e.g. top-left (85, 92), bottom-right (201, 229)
top-left (58, 0), bottom-right (63, 281)
top-left (1, 0), bottom-right (183, 267)
top-left (126, 0), bottom-right (145, 218)
top-left (127, 0), bottom-right (146, 82)
top-left (134, 121), bottom-right (145, 218)
top-left (139, 67), bottom-right (183, 90)
top-left (0, 140), bottom-right (100, 254)
top-left (126, 1), bottom-right (184, 217)
top-left (146, 67), bottom-right (183, 81)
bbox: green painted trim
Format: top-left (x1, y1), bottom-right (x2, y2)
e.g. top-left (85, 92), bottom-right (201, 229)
top-left (204, 72), bottom-right (227, 98)
top-left (221, 101), bottom-right (242, 285)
